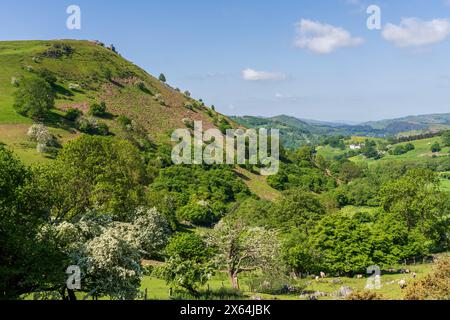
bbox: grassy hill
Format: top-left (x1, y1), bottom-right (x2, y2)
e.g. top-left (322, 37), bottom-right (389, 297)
top-left (0, 40), bottom-right (235, 159)
top-left (0, 40), bottom-right (278, 200)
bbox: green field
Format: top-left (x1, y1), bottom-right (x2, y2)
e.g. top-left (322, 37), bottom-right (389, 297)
top-left (137, 261), bottom-right (434, 300)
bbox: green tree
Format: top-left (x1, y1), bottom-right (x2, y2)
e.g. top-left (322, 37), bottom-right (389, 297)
top-left (36, 68), bottom-right (57, 86)
top-left (380, 168), bottom-right (449, 248)
top-left (159, 233), bottom-right (213, 296)
top-left (431, 142), bottom-right (442, 153)
top-left (33, 135), bottom-right (147, 221)
top-left (442, 131), bottom-right (450, 147)
top-left (273, 189), bottom-right (325, 234)
top-left (159, 73), bottom-right (167, 83)
top-left (14, 77), bottom-right (54, 119)
top-left (0, 146), bottom-right (65, 299)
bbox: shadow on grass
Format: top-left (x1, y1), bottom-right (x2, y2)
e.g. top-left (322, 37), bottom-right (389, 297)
top-left (43, 111), bottom-right (77, 133)
top-left (52, 84), bottom-right (74, 97)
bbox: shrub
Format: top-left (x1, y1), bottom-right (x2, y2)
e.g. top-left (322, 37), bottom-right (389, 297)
top-left (184, 102), bottom-right (194, 110)
top-left (69, 83), bottom-right (81, 90)
top-left (65, 108), bottom-right (82, 121)
top-left (165, 233), bottom-right (210, 262)
top-left (76, 116), bottom-right (97, 134)
top-left (117, 115), bottom-right (132, 129)
top-left (431, 142), bottom-right (442, 153)
top-left (346, 290), bottom-right (385, 300)
top-left (76, 116), bottom-right (109, 135)
top-left (41, 43), bottom-right (74, 58)
top-left (27, 124), bottom-right (59, 153)
top-left (404, 256), bottom-right (450, 300)
top-left (177, 202), bottom-right (216, 226)
top-left (36, 68), bottom-right (57, 85)
top-left (159, 73), bottom-right (166, 83)
top-left (11, 77), bottom-right (19, 87)
top-left (89, 102), bottom-right (107, 117)
top-left (97, 123), bottom-right (110, 136)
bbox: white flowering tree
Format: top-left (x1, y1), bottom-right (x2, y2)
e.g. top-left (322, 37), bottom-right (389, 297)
top-left (208, 219), bottom-right (281, 290)
top-left (55, 207), bottom-right (170, 300)
top-left (27, 124), bottom-right (58, 153)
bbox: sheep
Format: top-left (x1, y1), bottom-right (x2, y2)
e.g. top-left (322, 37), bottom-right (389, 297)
top-left (411, 272), bottom-right (417, 278)
top-left (320, 272), bottom-right (326, 279)
top-left (399, 280), bottom-right (407, 289)
top-left (356, 274), bottom-right (363, 279)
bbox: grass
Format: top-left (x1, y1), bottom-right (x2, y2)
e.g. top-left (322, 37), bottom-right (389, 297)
top-left (316, 145), bottom-right (347, 160)
top-left (346, 136), bottom-right (450, 166)
top-left (137, 261), bottom-right (435, 300)
top-left (233, 166), bottom-right (281, 201)
top-left (440, 177), bottom-right (450, 192)
top-left (0, 39), bottom-right (240, 165)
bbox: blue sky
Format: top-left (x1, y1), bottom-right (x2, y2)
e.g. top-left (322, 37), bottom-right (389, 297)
top-left (1, 0), bottom-right (450, 122)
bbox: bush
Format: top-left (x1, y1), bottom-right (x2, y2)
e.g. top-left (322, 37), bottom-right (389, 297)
top-left (97, 123), bottom-right (110, 136)
top-left (346, 290), bottom-right (385, 300)
top-left (177, 202), bottom-right (216, 226)
top-left (89, 102), bottom-right (107, 117)
top-left (76, 116), bottom-right (109, 136)
top-left (27, 124), bottom-right (59, 153)
top-left (404, 255), bottom-right (450, 300)
top-left (117, 115), bottom-right (132, 129)
top-left (36, 68), bottom-right (57, 85)
top-left (65, 108), bottom-right (82, 121)
top-left (431, 142), bottom-right (442, 153)
top-left (11, 77), bottom-right (19, 87)
top-left (166, 233), bottom-right (210, 262)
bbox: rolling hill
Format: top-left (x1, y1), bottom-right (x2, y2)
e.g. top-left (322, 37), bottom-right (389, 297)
top-left (232, 114), bottom-right (450, 149)
top-left (0, 39), bottom-right (280, 200)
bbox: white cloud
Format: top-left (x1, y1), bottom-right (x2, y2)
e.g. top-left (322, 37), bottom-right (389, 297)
top-left (294, 19), bottom-right (364, 54)
top-left (382, 18), bottom-right (450, 48)
top-left (242, 68), bottom-right (286, 81)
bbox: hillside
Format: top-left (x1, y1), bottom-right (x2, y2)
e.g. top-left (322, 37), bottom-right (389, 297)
top-left (0, 40), bottom-right (239, 158)
top-left (0, 40), bottom-right (280, 200)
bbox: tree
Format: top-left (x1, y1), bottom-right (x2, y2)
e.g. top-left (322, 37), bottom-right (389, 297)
top-left (431, 142), bottom-right (442, 153)
top-left (36, 68), bottom-right (57, 86)
top-left (0, 146), bottom-right (65, 299)
top-left (165, 233), bottom-right (210, 262)
top-left (380, 169), bottom-right (445, 235)
top-left (273, 189), bottom-right (325, 234)
top-left (14, 77), bottom-right (54, 119)
top-left (159, 73), bottom-right (166, 83)
top-left (54, 207), bottom-right (170, 300)
top-left (177, 201), bottom-right (216, 226)
top-left (442, 131), bottom-right (450, 147)
top-left (208, 219), bottom-right (281, 289)
top-left (33, 135), bottom-right (147, 221)
top-left (158, 233), bottom-right (213, 296)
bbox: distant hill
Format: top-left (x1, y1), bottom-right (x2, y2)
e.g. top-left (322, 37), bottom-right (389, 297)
top-left (231, 114), bottom-right (450, 149)
top-left (362, 113), bottom-right (450, 134)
